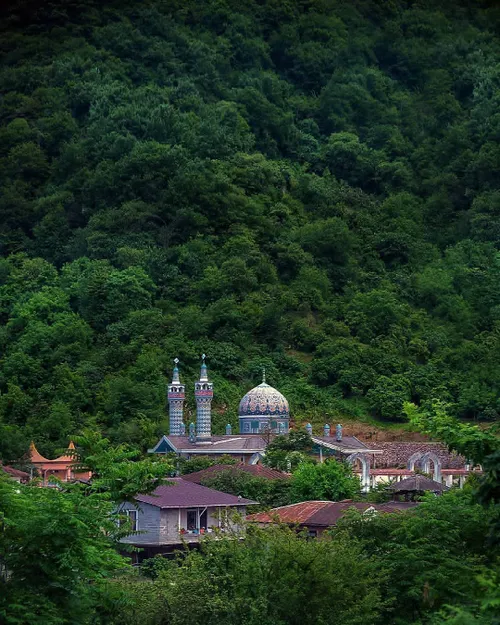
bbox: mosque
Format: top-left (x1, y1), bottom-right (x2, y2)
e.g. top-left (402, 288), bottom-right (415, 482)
top-left (149, 356), bottom-right (378, 476)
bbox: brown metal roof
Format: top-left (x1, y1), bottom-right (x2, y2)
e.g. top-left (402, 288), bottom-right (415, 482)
top-left (135, 478), bottom-right (256, 508)
top-left (181, 463), bottom-right (289, 484)
top-left (388, 475), bottom-right (449, 492)
top-left (248, 500), bottom-right (418, 527)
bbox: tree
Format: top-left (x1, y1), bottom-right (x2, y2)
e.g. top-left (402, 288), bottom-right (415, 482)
top-left (264, 430), bottom-right (313, 471)
top-left (290, 459), bottom-right (360, 502)
top-left (0, 435), bottom-right (173, 624)
top-left (160, 524), bottom-right (386, 625)
top-left (178, 454), bottom-right (237, 475)
top-left (201, 468), bottom-right (292, 509)
top-left (337, 489), bottom-right (497, 625)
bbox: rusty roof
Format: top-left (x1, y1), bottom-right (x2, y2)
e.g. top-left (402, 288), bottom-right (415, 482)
top-left (136, 478), bottom-right (257, 509)
top-left (248, 500), bottom-right (418, 527)
top-left (181, 463), bottom-right (289, 484)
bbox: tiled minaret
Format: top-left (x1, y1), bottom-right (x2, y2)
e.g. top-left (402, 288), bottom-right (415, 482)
top-left (195, 354), bottom-right (213, 440)
top-left (168, 358), bottom-right (185, 436)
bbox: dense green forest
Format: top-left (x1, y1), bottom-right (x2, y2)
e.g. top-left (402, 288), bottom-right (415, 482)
top-left (1, 0), bottom-right (500, 461)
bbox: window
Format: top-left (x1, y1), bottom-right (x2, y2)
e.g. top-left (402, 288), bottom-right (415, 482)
top-left (244, 422), bottom-right (250, 433)
top-left (122, 509), bottom-right (138, 531)
top-left (187, 509), bottom-right (198, 531)
top-left (186, 508), bottom-right (207, 532)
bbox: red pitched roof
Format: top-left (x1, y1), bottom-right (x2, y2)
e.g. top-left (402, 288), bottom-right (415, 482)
top-left (248, 500), bottom-right (418, 527)
top-left (181, 463), bottom-right (289, 484)
top-left (1, 464), bottom-right (30, 479)
top-left (29, 441), bottom-right (51, 463)
top-left (136, 478), bottom-right (256, 509)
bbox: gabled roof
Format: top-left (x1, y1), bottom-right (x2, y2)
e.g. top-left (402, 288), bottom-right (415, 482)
top-left (388, 475), bottom-right (449, 492)
top-left (248, 500), bottom-right (418, 527)
top-left (135, 478), bottom-right (257, 509)
top-left (181, 463), bottom-right (289, 484)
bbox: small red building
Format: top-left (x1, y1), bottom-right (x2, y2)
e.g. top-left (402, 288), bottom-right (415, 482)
top-left (29, 441), bottom-right (91, 485)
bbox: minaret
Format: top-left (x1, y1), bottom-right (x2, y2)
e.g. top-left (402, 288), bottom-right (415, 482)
top-left (195, 354), bottom-right (213, 440)
top-left (168, 358), bottom-right (185, 436)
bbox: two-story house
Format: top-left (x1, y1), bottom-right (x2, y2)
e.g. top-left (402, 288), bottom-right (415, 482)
top-left (119, 478), bottom-right (255, 559)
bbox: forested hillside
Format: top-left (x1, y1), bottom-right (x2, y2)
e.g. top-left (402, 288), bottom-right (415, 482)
top-left (1, 0), bottom-right (500, 460)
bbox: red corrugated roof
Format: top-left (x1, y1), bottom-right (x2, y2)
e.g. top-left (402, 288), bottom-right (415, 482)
top-left (1, 464), bottom-right (30, 479)
top-left (136, 478), bottom-right (256, 509)
top-left (181, 463), bottom-right (289, 484)
top-left (248, 500), bottom-right (418, 526)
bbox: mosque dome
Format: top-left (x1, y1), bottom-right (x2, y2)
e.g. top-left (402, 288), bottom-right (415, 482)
top-left (238, 382), bottom-right (289, 418)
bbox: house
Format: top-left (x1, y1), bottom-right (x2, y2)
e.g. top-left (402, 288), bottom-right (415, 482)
top-left (29, 441), bottom-right (92, 485)
top-left (180, 463), bottom-right (289, 484)
top-left (119, 478), bottom-right (256, 559)
top-left (248, 500), bottom-right (418, 538)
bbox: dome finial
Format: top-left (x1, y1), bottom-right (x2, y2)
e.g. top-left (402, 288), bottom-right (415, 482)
top-left (262, 367), bottom-right (266, 384)
top-left (172, 357), bottom-right (180, 383)
top-left (199, 353), bottom-right (208, 382)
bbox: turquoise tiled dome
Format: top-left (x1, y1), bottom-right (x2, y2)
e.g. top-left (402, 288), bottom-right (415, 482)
top-left (238, 382), bottom-right (289, 417)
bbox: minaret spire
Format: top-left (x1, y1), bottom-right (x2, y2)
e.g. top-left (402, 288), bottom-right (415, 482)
top-left (262, 367), bottom-right (266, 384)
top-left (195, 354), bottom-right (213, 440)
top-left (168, 358), bottom-right (185, 436)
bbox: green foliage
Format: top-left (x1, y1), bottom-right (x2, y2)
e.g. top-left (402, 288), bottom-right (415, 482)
top-left (0, 475), bottom-right (125, 624)
top-left (0, 1), bottom-right (499, 459)
top-left (72, 429), bottom-right (174, 504)
top-left (0, 434), bottom-right (173, 625)
top-left (336, 489), bottom-right (499, 625)
top-left (179, 454), bottom-right (237, 475)
top-left (201, 468), bottom-right (292, 509)
top-left (263, 430), bottom-right (313, 470)
top-left (156, 525), bottom-right (386, 625)
top-left (290, 459), bottom-right (360, 502)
